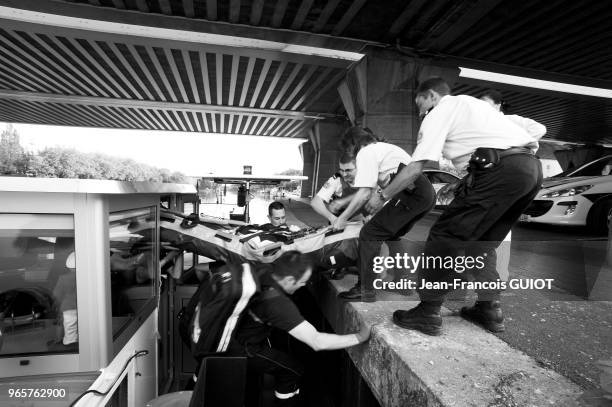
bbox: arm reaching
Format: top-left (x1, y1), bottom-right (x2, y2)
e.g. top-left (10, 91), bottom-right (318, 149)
top-left (381, 161), bottom-right (426, 199)
top-left (310, 195), bottom-right (338, 224)
top-left (288, 320), bottom-right (370, 351)
top-left (328, 194), bottom-right (354, 214)
top-left (331, 187), bottom-right (371, 231)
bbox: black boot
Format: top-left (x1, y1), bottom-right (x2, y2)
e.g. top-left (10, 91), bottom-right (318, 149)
top-left (392, 302), bottom-right (443, 336)
top-left (337, 283), bottom-right (376, 302)
top-left (460, 300), bottom-right (505, 333)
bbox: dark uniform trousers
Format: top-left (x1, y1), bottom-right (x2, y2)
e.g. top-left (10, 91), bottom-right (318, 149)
top-left (418, 153), bottom-right (543, 301)
top-left (359, 173), bottom-right (436, 292)
top-left (227, 340), bottom-right (303, 406)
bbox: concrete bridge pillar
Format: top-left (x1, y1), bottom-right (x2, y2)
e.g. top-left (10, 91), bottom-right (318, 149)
top-left (300, 120), bottom-right (348, 199)
top-left (339, 46), bottom-right (459, 154)
top-left (301, 47), bottom-right (459, 198)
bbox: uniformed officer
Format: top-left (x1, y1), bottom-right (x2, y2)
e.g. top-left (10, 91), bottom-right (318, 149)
top-left (372, 77), bottom-right (543, 335)
top-left (228, 251), bottom-right (371, 406)
top-left (332, 126), bottom-right (436, 302)
top-left (310, 151), bottom-right (359, 224)
top-left (480, 89), bottom-right (546, 152)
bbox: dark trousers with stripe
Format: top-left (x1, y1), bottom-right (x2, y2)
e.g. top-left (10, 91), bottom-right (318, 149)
top-left (359, 174), bottom-right (436, 291)
top-left (228, 340), bottom-right (303, 404)
top-left (417, 153), bottom-right (543, 301)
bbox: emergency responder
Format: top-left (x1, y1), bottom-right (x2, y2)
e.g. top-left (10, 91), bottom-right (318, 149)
top-left (332, 126), bottom-right (436, 302)
top-left (373, 77), bottom-right (543, 335)
top-left (228, 251), bottom-right (371, 406)
top-left (310, 151), bottom-right (360, 224)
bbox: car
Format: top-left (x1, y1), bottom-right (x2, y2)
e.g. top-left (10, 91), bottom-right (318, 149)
top-left (520, 155), bottom-right (612, 234)
top-left (423, 169), bottom-right (461, 209)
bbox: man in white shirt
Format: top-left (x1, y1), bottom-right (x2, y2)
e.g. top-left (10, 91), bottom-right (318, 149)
top-left (480, 89), bottom-right (546, 153)
top-left (370, 77), bottom-right (543, 336)
top-left (331, 127), bottom-right (436, 302)
top-left (310, 151), bottom-right (359, 224)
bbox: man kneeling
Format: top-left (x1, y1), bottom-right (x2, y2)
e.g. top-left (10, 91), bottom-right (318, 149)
top-left (228, 251), bottom-right (370, 406)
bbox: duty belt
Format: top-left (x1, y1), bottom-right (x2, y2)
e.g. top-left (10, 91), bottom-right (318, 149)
top-left (497, 146), bottom-right (534, 158)
top-left (464, 146), bottom-right (534, 188)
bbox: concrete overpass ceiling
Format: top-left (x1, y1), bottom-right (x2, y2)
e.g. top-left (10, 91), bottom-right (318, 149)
top-left (0, 0), bottom-right (610, 143)
top-left (33, 0), bottom-right (609, 81)
top-left (0, 2), bottom-right (356, 137)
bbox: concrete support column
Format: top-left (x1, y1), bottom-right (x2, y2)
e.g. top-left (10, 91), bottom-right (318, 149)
top-left (300, 120), bottom-right (348, 199)
top-left (339, 46), bottom-right (459, 155)
top-left (299, 137), bottom-right (316, 199)
top-left (303, 48), bottom-right (460, 198)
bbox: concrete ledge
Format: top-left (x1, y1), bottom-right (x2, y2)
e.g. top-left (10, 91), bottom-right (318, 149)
top-left (313, 275), bottom-right (583, 407)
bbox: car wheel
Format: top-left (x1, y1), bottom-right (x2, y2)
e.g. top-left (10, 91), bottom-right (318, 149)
top-left (587, 198), bottom-right (612, 235)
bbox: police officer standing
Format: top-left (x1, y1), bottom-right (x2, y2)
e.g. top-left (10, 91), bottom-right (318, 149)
top-left (370, 77), bottom-right (543, 335)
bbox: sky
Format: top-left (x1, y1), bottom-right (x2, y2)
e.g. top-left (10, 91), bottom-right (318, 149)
top-left (4, 122), bottom-right (306, 177)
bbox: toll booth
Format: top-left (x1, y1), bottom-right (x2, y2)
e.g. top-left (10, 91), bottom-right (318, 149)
top-left (0, 177), bottom-right (195, 406)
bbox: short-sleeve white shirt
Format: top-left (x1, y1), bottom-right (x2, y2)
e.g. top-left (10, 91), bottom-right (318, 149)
top-left (316, 175), bottom-right (344, 203)
top-left (411, 95), bottom-right (540, 170)
top-left (353, 143), bottom-right (412, 189)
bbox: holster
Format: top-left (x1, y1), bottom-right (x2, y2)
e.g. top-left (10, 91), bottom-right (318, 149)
top-left (469, 147), bottom-right (500, 170)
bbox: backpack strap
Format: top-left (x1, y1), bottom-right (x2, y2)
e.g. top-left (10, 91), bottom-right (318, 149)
top-left (215, 263), bottom-right (259, 353)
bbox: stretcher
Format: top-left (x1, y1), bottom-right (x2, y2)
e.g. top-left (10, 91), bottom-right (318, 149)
top-left (160, 210), bottom-right (360, 269)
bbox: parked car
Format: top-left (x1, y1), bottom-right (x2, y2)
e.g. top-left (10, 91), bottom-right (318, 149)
top-left (423, 169), bottom-right (461, 209)
top-left (520, 155), bottom-right (612, 234)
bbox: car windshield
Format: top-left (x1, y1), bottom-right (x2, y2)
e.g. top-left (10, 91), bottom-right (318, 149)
top-left (553, 157), bottom-right (612, 178)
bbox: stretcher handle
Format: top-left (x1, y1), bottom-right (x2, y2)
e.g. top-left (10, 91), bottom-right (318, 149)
top-left (324, 228), bottom-right (345, 237)
top-left (239, 231), bottom-right (267, 243)
top-left (214, 233), bottom-right (234, 243)
top-left (262, 243), bottom-right (283, 257)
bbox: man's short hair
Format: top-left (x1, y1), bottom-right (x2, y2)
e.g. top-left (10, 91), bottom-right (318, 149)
top-left (415, 77), bottom-right (451, 97)
top-left (339, 151), bottom-right (356, 165)
top-left (339, 126), bottom-right (381, 157)
top-left (481, 89), bottom-right (503, 105)
top-left (268, 201), bottom-right (285, 216)
top-left (271, 251), bottom-right (313, 280)
top-left (481, 89), bottom-right (509, 112)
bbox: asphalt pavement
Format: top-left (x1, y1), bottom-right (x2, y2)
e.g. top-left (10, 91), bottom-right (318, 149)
top-left (281, 197), bottom-right (612, 394)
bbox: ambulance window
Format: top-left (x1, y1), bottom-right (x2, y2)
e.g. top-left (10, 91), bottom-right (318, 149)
top-left (0, 214), bottom-right (77, 356)
top-left (109, 207), bottom-right (156, 339)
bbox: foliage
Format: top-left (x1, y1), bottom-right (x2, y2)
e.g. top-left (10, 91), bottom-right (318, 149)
top-left (276, 168), bottom-right (303, 192)
top-left (0, 124), bottom-right (31, 175)
top-left (0, 125), bottom-right (188, 183)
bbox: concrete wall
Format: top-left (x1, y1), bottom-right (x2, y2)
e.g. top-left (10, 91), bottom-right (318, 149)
top-left (301, 120), bottom-right (348, 199)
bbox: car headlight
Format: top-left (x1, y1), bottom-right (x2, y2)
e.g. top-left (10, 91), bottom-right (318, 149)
top-left (540, 185), bottom-right (593, 198)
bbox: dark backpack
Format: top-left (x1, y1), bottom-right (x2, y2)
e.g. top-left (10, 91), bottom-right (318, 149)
top-left (178, 263), bottom-right (260, 359)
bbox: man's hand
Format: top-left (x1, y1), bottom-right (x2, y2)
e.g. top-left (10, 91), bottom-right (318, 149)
top-left (355, 323), bottom-right (371, 343)
top-left (331, 216), bottom-right (347, 231)
top-left (437, 180), bottom-right (461, 205)
top-left (365, 192), bottom-right (385, 214)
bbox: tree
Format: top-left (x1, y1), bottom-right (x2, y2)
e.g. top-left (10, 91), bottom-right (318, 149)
top-left (0, 124), bottom-right (27, 175)
top-left (276, 168), bottom-right (303, 192)
top-left (0, 124), bottom-right (188, 182)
